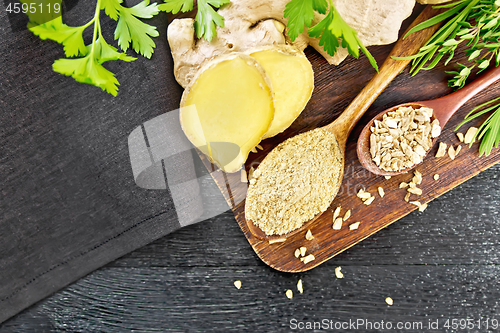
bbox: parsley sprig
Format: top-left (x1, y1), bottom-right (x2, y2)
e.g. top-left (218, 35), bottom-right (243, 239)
top-left (25, 0), bottom-right (158, 96)
top-left (284, 0), bottom-right (378, 71)
top-left (159, 0), bottom-right (230, 42)
top-left (395, 0), bottom-right (500, 156)
top-left (24, 0), bottom-right (229, 96)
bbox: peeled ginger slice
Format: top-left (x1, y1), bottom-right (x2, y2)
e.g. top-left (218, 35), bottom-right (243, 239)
top-left (180, 54), bottom-right (274, 173)
top-left (250, 45), bottom-right (314, 139)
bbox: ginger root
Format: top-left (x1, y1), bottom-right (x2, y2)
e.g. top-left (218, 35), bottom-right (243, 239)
top-left (171, 0), bottom-right (417, 173)
top-left (180, 54), bottom-right (274, 173)
top-left (168, 17), bottom-right (287, 89)
top-left (180, 45), bottom-right (314, 172)
top-left (167, 0), bottom-right (415, 88)
top-left (249, 45), bottom-right (314, 139)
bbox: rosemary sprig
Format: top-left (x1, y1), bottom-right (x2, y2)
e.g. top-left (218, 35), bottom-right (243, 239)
top-left (394, 0), bottom-right (500, 87)
top-left (394, 0), bottom-right (500, 155)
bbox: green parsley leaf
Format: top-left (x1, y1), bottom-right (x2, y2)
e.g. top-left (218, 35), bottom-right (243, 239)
top-left (328, 6), bottom-right (359, 58)
top-left (100, 0), bottom-right (123, 21)
top-left (311, 0), bottom-right (328, 15)
top-left (59, 25), bottom-right (88, 57)
top-left (94, 38), bottom-right (136, 63)
top-left (194, 0), bottom-right (224, 42)
top-left (53, 54), bottom-right (120, 96)
top-left (308, 11), bottom-right (339, 56)
top-left (159, 0), bottom-right (229, 42)
top-left (24, 0), bottom-right (163, 96)
top-left (290, 0), bottom-right (378, 71)
top-left (284, 0), bottom-right (326, 41)
top-left (115, 0), bottom-right (160, 59)
top-left (158, 0), bottom-right (194, 14)
top-left (28, 17), bottom-right (87, 57)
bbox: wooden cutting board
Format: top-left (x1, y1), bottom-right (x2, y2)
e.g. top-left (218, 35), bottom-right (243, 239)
top-left (198, 5), bottom-right (500, 272)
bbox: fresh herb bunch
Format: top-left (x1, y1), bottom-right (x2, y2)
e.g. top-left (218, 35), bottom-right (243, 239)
top-left (24, 0), bottom-right (228, 96)
top-left (396, 0), bottom-right (500, 87)
top-left (395, 0), bottom-right (500, 156)
top-left (25, 0), bottom-right (159, 96)
top-left (284, 0), bottom-right (378, 72)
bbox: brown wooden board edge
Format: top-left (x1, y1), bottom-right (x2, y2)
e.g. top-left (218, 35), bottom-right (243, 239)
top-left (190, 4), bottom-right (500, 273)
top-left (198, 116), bottom-right (500, 272)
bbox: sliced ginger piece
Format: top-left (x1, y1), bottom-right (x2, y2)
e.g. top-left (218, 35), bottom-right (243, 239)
top-left (180, 54), bottom-right (274, 173)
top-left (250, 45), bottom-right (314, 139)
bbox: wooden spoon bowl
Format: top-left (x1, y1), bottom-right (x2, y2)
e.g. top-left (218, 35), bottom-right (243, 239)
top-left (357, 64), bottom-right (500, 176)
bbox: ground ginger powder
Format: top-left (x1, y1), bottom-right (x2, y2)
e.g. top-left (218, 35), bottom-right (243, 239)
top-left (245, 128), bottom-right (343, 235)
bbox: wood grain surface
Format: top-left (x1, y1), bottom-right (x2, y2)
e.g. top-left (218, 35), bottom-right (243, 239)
top-left (2, 4), bottom-right (500, 332)
top-left (2, 164), bottom-right (500, 332)
top-left (201, 6), bottom-right (500, 272)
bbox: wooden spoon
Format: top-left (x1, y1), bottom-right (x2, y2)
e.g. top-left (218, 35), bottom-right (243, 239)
top-left (357, 64), bottom-right (500, 177)
top-left (247, 5), bottom-right (443, 241)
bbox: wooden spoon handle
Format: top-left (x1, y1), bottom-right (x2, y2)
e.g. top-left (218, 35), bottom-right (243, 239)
top-left (425, 65), bottom-right (500, 126)
top-left (325, 5), bottom-right (442, 148)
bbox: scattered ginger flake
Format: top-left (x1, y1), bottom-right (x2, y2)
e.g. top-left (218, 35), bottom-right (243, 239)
top-left (335, 266), bottom-right (344, 279)
top-left (448, 145), bottom-right (457, 160)
top-left (299, 246), bottom-right (307, 257)
top-left (407, 187), bottom-right (422, 196)
top-left (305, 230), bottom-right (314, 241)
top-left (343, 210), bottom-right (351, 221)
top-left (385, 297), bottom-right (393, 305)
top-left (301, 254), bottom-right (315, 264)
top-left (297, 279), bottom-right (303, 293)
top-left (333, 206), bottom-right (341, 221)
top-left (464, 127), bottom-right (478, 144)
top-left (404, 192), bottom-right (411, 202)
top-left (457, 132), bottom-right (464, 142)
top-left (333, 217), bottom-right (343, 230)
top-left (433, 174), bottom-right (439, 180)
top-left (455, 144), bottom-right (462, 156)
top-left (234, 280), bottom-right (242, 289)
top-left (412, 170), bottom-right (422, 185)
top-left (409, 200), bottom-right (421, 208)
top-left (268, 238), bottom-right (286, 244)
top-left (409, 201), bottom-right (428, 212)
top-left (286, 289), bottom-right (293, 299)
top-left (256, 144), bottom-right (264, 150)
top-left (349, 222), bottom-right (360, 230)
top-left (250, 147), bottom-right (258, 153)
top-left (378, 187), bottom-right (385, 198)
top-left (435, 142), bottom-right (447, 158)
top-left (294, 248), bottom-right (301, 258)
top-left (357, 189), bottom-right (371, 200)
top-left (399, 182), bottom-right (408, 189)
top-left (363, 196), bottom-right (375, 205)
top-left (385, 176), bottom-right (392, 180)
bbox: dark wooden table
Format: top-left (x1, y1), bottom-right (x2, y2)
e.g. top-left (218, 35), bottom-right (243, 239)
top-left (2, 4), bottom-right (500, 332)
top-left (1, 163), bottom-right (499, 332)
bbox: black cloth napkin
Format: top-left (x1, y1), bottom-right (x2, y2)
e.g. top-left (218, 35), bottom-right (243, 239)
top-left (0, 2), bottom-right (218, 323)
